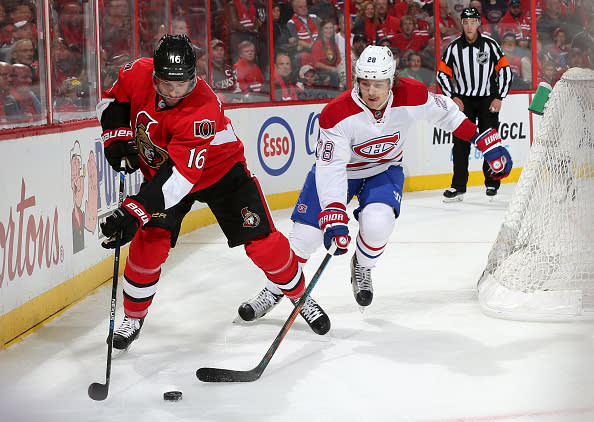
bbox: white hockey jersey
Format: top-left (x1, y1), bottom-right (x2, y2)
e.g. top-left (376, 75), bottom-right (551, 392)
top-left (315, 77), bottom-right (477, 209)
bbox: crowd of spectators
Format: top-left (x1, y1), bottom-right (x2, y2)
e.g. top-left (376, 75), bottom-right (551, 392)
top-left (2, 0), bottom-right (593, 124)
top-left (145, 0), bottom-right (592, 103)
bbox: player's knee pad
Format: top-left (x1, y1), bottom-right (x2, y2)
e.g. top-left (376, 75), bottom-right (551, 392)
top-left (356, 202), bottom-right (395, 267)
top-left (289, 222), bottom-right (323, 263)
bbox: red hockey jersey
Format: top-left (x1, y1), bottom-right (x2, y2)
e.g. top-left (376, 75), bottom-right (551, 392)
top-left (98, 58), bottom-right (246, 208)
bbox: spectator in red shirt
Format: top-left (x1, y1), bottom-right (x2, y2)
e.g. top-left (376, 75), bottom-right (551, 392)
top-left (482, 0), bottom-right (508, 27)
top-left (287, 0), bottom-right (320, 60)
top-left (273, 52), bottom-right (298, 100)
top-left (227, 0), bottom-right (265, 64)
top-left (58, 2), bottom-right (84, 51)
top-left (545, 27), bottom-right (570, 69)
top-left (352, 1), bottom-right (379, 45)
top-left (233, 40), bottom-right (265, 98)
top-left (537, 59), bottom-right (557, 86)
top-left (375, 0), bottom-right (401, 42)
top-left (553, 47), bottom-right (584, 82)
top-left (406, 1), bottom-right (432, 42)
top-left (501, 31), bottom-right (530, 88)
top-left (393, 15), bottom-right (427, 53)
top-left (50, 37), bottom-right (82, 93)
top-left (312, 19), bottom-right (341, 88)
top-left (10, 38), bottom-right (38, 80)
top-left (389, 0), bottom-right (409, 19)
top-left (10, 62), bottom-right (40, 121)
top-left (439, 0), bottom-right (462, 45)
top-left (497, 0), bottom-right (531, 45)
top-left (12, 20), bottom-right (37, 47)
top-left (469, 0), bottom-right (494, 37)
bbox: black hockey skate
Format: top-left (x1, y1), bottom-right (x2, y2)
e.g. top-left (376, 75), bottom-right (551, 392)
top-left (486, 187), bottom-right (498, 197)
top-left (443, 188), bottom-right (465, 202)
top-left (111, 315), bottom-right (144, 350)
top-left (238, 287), bottom-right (284, 321)
top-left (351, 254), bottom-right (373, 307)
top-left (290, 296), bottom-right (331, 335)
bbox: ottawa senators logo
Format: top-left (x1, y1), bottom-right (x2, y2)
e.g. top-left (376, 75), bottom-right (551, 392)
top-left (352, 132), bottom-right (401, 160)
top-left (194, 119), bottom-right (216, 138)
top-left (135, 111), bottom-right (169, 168)
top-left (241, 207), bottom-right (261, 228)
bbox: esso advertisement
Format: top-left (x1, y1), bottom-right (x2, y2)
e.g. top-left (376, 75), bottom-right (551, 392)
top-left (258, 116), bottom-right (295, 176)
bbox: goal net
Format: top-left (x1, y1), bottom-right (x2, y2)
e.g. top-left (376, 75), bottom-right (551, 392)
top-left (478, 67), bottom-right (594, 321)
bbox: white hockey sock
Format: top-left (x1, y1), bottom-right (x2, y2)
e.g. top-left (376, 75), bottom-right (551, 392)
top-left (356, 202), bottom-right (396, 268)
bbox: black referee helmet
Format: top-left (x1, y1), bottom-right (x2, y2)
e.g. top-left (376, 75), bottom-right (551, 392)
top-left (460, 7), bottom-right (481, 20)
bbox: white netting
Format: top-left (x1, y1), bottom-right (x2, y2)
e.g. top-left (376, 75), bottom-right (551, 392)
top-left (478, 68), bottom-right (594, 321)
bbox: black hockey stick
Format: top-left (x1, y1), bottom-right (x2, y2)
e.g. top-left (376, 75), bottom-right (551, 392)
top-left (196, 242), bottom-right (338, 382)
top-left (88, 161), bottom-right (126, 401)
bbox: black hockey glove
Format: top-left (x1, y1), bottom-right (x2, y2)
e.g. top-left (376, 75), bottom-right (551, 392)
top-left (101, 127), bottom-right (140, 174)
top-left (100, 197), bottom-right (151, 249)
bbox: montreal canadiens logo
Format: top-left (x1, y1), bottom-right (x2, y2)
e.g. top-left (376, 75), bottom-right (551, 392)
top-left (352, 132), bottom-right (400, 160)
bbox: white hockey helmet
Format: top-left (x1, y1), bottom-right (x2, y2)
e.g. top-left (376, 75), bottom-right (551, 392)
top-left (355, 45), bottom-right (396, 86)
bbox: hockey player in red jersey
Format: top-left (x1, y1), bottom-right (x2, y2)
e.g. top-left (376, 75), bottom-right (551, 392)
top-left (97, 34), bottom-right (330, 350)
top-left (238, 45), bottom-right (512, 315)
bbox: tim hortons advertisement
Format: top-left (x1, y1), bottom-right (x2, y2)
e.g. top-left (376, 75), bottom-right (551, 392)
top-left (0, 127), bottom-right (142, 318)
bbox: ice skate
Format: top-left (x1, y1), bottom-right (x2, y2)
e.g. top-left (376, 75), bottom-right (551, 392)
top-left (486, 187), bottom-right (498, 196)
top-left (237, 287), bottom-right (284, 322)
top-left (443, 188), bottom-right (465, 203)
top-left (110, 315), bottom-right (144, 351)
top-left (290, 296), bottom-right (331, 335)
top-left (351, 254), bottom-right (373, 310)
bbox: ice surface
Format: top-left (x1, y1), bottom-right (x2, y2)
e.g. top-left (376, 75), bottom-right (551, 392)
top-left (1, 185), bottom-right (592, 422)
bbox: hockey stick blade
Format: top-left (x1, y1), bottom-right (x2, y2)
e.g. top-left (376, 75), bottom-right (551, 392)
top-left (196, 367), bottom-right (261, 383)
top-left (196, 244), bottom-right (336, 383)
top-left (88, 382), bottom-right (109, 401)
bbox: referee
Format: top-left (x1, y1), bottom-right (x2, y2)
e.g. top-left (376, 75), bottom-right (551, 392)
top-left (437, 7), bottom-right (513, 201)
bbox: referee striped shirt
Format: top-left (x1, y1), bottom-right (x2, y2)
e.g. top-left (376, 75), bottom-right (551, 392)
top-left (437, 32), bottom-right (512, 99)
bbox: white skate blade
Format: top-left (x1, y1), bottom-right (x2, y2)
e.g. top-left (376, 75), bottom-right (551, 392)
top-left (443, 194), bottom-right (464, 203)
top-left (233, 315), bottom-right (247, 324)
top-left (358, 305), bottom-right (367, 313)
top-left (111, 346), bottom-right (130, 359)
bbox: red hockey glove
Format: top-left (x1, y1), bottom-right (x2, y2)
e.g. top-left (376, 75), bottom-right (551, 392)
top-left (471, 128), bottom-right (513, 180)
top-left (101, 127), bottom-right (140, 174)
top-left (100, 197), bottom-right (151, 249)
top-left (318, 202), bottom-right (351, 255)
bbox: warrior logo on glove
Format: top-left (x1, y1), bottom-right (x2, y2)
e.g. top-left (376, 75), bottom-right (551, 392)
top-left (471, 128), bottom-right (513, 180)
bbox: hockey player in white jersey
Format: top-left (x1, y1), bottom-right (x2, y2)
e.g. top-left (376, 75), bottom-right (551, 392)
top-left (238, 45), bottom-right (512, 319)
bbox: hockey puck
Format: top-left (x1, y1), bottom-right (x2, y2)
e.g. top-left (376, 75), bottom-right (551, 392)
top-left (163, 391), bottom-right (183, 401)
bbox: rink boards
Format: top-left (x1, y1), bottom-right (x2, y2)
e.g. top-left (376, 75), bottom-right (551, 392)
top-left (0, 93), bottom-right (531, 346)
